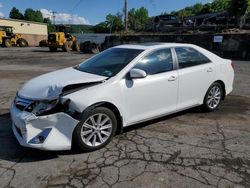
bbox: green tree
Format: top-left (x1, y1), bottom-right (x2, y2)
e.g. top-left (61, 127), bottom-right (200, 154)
top-left (105, 12), bottom-right (123, 33)
top-left (128, 7), bottom-right (149, 31)
top-left (247, 0), bottom-right (250, 13)
top-left (177, 9), bottom-right (190, 23)
top-left (24, 8), bottom-right (43, 22)
top-left (211, 0), bottom-right (230, 12)
top-left (200, 3), bottom-right (213, 14)
top-left (193, 3), bottom-right (203, 15)
top-left (93, 13), bottom-right (123, 33)
top-left (229, 0), bottom-right (249, 28)
top-left (9, 7), bottom-right (24, 20)
top-left (43, 18), bottom-right (55, 33)
top-left (93, 22), bottom-right (109, 33)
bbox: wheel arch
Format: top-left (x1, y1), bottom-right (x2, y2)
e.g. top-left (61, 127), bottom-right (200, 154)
top-left (81, 101), bottom-right (123, 135)
top-left (213, 80), bottom-right (226, 100)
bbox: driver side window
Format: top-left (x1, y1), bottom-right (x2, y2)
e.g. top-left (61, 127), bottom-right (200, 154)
top-left (134, 48), bottom-right (173, 75)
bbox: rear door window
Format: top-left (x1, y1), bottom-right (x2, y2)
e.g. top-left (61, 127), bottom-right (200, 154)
top-left (175, 47), bottom-right (211, 69)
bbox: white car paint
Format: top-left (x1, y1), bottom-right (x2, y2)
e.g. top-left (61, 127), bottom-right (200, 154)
top-left (10, 43), bottom-right (234, 150)
top-left (18, 67), bottom-right (108, 100)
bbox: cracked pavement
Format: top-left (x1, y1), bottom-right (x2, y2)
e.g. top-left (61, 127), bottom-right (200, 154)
top-left (0, 48), bottom-right (250, 188)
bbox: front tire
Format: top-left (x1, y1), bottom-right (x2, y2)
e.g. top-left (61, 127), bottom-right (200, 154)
top-left (73, 107), bottom-right (117, 152)
top-left (203, 82), bottom-right (223, 112)
top-left (4, 39), bottom-right (12, 48)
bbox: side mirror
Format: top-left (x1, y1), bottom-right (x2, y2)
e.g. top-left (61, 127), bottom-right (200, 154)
top-left (129, 68), bottom-right (147, 79)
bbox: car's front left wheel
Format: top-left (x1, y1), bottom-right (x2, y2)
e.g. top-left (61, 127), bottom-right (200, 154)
top-left (73, 107), bottom-right (117, 151)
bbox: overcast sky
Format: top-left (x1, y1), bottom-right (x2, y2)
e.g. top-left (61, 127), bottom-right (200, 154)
top-left (0, 0), bottom-right (210, 25)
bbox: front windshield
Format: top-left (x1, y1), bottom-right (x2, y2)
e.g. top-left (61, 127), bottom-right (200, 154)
top-left (75, 48), bottom-right (143, 77)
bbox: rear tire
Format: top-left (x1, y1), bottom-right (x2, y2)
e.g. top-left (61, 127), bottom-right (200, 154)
top-left (49, 46), bottom-right (57, 52)
top-left (18, 38), bottom-right (28, 47)
top-left (62, 41), bottom-right (71, 52)
top-left (73, 107), bottom-right (117, 152)
top-left (4, 39), bottom-right (11, 48)
top-left (91, 43), bottom-right (100, 54)
top-left (72, 41), bottom-right (80, 52)
top-left (203, 82), bottom-right (223, 112)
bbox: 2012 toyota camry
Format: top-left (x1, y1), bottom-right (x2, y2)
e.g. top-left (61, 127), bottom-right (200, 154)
top-left (10, 43), bottom-right (234, 151)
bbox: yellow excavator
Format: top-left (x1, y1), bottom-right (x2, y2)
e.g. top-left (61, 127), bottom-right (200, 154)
top-left (47, 25), bottom-right (80, 52)
top-left (0, 26), bottom-right (28, 47)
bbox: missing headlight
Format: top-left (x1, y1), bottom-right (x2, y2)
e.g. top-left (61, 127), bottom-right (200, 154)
top-left (32, 99), bottom-right (59, 116)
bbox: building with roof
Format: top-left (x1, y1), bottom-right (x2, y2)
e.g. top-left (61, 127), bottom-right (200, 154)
top-left (0, 18), bottom-right (48, 46)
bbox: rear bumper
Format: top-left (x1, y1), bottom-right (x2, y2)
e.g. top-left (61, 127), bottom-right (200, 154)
top-left (10, 103), bottom-right (79, 151)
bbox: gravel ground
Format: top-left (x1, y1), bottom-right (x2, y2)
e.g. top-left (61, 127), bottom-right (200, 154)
top-left (0, 47), bottom-right (250, 188)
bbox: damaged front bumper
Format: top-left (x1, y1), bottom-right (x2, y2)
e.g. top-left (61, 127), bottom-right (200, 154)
top-left (10, 103), bottom-right (79, 151)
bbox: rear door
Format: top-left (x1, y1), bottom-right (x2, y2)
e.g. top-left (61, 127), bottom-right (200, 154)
top-left (174, 47), bottom-right (216, 110)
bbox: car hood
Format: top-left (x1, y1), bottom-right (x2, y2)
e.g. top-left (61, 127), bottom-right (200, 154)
top-left (18, 67), bottom-right (107, 100)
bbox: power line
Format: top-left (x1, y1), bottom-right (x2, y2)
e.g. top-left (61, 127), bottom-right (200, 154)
top-left (70, 0), bottom-right (83, 13)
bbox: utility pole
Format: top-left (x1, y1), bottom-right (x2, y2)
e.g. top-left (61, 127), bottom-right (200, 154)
top-left (52, 11), bottom-right (57, 26)
top-left (124, 0), bottom-right (128, 32)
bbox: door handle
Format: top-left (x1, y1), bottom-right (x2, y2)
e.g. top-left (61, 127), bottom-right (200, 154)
top-left (207, 67), bottom-right (213, 72)
top-left (168, 75), bottom-right (177, 81)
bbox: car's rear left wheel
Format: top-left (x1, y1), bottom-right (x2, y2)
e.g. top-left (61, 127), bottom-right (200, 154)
top-left (73, 107), bottom-right (117, 151)
top-left (203, 82), bottom-right (223, 112)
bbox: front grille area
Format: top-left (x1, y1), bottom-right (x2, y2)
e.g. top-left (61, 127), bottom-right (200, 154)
top-left (48, 34), bottom-right (56, 43)
top-left (15, 95), bottom-right (34, 112)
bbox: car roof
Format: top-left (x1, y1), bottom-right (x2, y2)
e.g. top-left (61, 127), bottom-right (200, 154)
top-left (114, 43), bottom-right (198, 50)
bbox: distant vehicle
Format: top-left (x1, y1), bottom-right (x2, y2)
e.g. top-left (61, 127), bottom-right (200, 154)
top-left (0, 26), bottom-right (28, 48)
top-left (153, 14), bottom-right (181, 31)
top-left (10, 43), bottom-right (234, 151)
top-left (47, 25), bottom-right (80, 52)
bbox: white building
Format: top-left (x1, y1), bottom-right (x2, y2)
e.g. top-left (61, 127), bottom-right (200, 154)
top-left (0, 18), bottom-right (48, 46)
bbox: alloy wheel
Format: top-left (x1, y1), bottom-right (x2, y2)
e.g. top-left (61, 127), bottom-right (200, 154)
top-left (207, 85), bottom-right (222, 109)
top-left (80, 113), bottom-right (112, 147)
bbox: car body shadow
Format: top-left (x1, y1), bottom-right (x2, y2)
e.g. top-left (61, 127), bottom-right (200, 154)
top-left (0, 106), bottom-right (207, 163)
top-left (123, 106), bottom-right (206, 133)
top-left (0, 113), bottom-right (85, 163)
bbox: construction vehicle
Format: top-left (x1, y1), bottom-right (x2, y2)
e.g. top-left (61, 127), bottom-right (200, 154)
top-left (0, 26), bottom-right (28, 47)
top-left (47, 25), bottom-right (80, 52)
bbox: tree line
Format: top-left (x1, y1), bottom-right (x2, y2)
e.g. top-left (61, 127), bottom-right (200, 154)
top-left (9, 7), bottom-right (55, 32)
top-left (7, 0), bottom-right (250, 34)
top-left (94, 0), bottom-right (250, 33)
top-left (171, 0), bottom-right (250, 28)
top-left (93, 7), bottom-right (149, 33)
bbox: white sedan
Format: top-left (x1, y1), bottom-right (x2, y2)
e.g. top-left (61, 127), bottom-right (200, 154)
top-left (10, 43), bottom-right (234, 151)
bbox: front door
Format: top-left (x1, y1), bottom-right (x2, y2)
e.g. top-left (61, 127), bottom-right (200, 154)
top-left (121, 48), bottom-right (179, 125)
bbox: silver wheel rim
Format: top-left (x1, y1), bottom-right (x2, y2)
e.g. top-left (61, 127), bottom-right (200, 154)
top-left (207, 85), bottom-right (222, 109)
top-left (80, 113), bottom-right (112, 147)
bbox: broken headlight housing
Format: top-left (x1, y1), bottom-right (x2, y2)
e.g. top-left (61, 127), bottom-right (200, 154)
top-left (31, 100), bottom-right (58, 116)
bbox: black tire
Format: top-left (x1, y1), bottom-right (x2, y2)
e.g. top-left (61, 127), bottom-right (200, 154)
top-left (73, 107), bottom-right (117, 152)
top-left (18, 38), bottom-right (28, 47)
top-left (49, 46), bottom-right (57, 52)
top-left (203, 82), bottom-right (223, 112)
top-left (4, 39), bottom-right (12, 48)
top-left (72, 41), bottom-right (80, 52)
top-left (62, 41), bottom-right (71, 52)
top-left (91, 43), bottom-right (100, 54)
